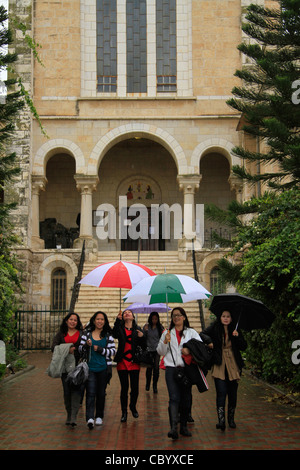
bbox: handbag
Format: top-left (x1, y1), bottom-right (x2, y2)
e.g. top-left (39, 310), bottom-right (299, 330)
top-left (66, 359), bottom-right (89, 386)
top-left (169, 344), bottom-right (191, 388)
top-left (133, 345), bottom-right (155, 367)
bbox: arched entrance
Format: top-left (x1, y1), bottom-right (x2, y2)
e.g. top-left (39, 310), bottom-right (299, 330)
top-left (39, 153), bottom-right (81, 248)
top-left (94, 137), bottom-right (181, 251)
top-left (196, 152), bottom-right (236, 248)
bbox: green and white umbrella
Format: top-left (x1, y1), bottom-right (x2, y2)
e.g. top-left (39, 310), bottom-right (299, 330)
top-left (123, 273), bottom-right (211, 322)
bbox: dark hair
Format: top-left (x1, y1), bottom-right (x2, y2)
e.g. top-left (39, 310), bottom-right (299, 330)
top-left (60, 312), bottom-right (82, 335)
top-left (148, 311), bottom-right (164, 336)
top-left (88, 311), bottom-right (112, 338)
top-left (214, 311), bottom-right (235, 345)
top-left (121, 309), bottom-right (138, 329)
top-left (169, 307), bottom-right (190, 331)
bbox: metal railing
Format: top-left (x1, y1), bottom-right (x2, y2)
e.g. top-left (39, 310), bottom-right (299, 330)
top-left (69, 240), bottom-right (85, 313)
top-left (192, 239), bottom-right (206, 330)
top-left (203, 226), bottom-right (232, 248)
top-left (15, 308), bottom-right (68, 350)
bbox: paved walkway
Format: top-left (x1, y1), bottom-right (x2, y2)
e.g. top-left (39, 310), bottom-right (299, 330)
top-left (0, 351), bottom-right (299, 452)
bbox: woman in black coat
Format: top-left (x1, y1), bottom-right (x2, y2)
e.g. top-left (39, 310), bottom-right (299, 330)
top-left (201, 310), bottom-right (247, 431)
top-left (112, 309), bottom-right (146, 422)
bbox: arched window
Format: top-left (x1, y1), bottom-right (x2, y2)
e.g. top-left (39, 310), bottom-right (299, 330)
top-left (51, 268), bottom-right (67, 310)
top-left (210, 266), bottom-right (225, 296)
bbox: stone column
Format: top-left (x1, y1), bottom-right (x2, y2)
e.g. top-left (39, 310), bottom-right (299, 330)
top-left (31, 175), bottom-right (47, 249)
top-left (177, 175), bottom-right (201, 254)
top-left (74, 175), bottom-right (99, 250)
top-left (228, 173), bottom-right (243, 203)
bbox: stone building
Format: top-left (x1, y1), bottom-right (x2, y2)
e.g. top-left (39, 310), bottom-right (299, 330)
top-left (6, 0), bottom-right (276, 329)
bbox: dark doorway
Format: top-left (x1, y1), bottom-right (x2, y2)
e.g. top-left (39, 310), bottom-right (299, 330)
top-left (121, 207), bottom-right (165, 251)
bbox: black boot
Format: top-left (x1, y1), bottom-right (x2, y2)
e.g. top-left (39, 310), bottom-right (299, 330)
top-left (228, 406), bottom-right (236, 428)
top-left (145, 368), bottom-right (152, 391)
top-left (180, 423), bottom-right (192, 437)
top-left (168, 404), bottom-right (178, 440)
top-left (130, 406), bottom-right (139, 418)
top-left (216, 406), bottom-right (226, 431)
top-left (120, 410), bottom-right (127, 422)
top-left (179, 407), bottom-right (192, 436)
top-left (153, 369), bottom-right (159, 393)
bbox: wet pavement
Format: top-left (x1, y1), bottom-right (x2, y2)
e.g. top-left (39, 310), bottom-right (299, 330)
top-left (0, 351), bottom-right (299, 456)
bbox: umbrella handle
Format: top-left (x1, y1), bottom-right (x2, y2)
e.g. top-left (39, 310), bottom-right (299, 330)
top-left (235, 314), bottom-right (241, 331)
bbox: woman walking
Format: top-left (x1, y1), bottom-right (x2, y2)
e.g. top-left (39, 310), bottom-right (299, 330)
top-left (202, 310), bottom-right (247, 431)
top-left (143, 311), bottom-right (164, 393)
top-left (51, 312), bottom-right (83, 427)
top-left (113, 309), bottom-right (146, 422)
top-left (157, 307), bottom-right (201, 440)
top-left (79, 311), bottom-right (116, 429)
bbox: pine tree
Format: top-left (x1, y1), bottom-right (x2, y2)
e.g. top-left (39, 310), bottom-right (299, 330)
top-left (0, 5), bottom-right (25, 344)
top-left (206, 1), bottom-right (300, 388)
top-left (227, 0), bottom-right (300, 190)
top-left (0, 5), bottom-right (24, 224)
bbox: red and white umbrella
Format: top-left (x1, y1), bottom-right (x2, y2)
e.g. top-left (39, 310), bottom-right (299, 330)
top-left (79, 260), bottom-right (156, 289)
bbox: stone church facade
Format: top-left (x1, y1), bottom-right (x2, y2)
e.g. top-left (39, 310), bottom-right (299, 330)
top-left (6, 0), bottom-right (274, 313)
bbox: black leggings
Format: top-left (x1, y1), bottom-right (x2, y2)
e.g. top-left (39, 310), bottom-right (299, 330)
top-left (117, 369), bottom-right (140, 411)
top-left (214, 368), bottom-right (238, 409)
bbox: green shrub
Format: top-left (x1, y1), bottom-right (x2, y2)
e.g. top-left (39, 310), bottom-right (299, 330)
top-left (244, 315), bottom-right (300, 390)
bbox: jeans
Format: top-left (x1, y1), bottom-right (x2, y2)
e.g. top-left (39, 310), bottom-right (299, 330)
top-left (85, 369), bottom-right (108, 420)
top-left (165, 366), bottom-right (192, 422)
top-left (214, 370), bottom-right (238, 409)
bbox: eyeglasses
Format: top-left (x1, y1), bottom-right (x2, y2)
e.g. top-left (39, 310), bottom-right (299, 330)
top-left (172, 314), bottom-right (183, 318)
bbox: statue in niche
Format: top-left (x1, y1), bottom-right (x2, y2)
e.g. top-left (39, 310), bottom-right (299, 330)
top-left (145, 185), bottom-right (154, 199)
top-left (126, 185), bottom-right (133, 200)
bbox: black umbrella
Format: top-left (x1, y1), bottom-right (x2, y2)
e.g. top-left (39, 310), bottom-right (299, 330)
top-left (209, 293), bottom-right (275, 331)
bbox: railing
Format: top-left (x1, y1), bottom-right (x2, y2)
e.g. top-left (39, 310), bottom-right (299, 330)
top-left (192, 239), bottom-right (206, 330)
top-left (15, 308), bottom-right (68, 350)
top-left (203, 226), bottom-right (232, 249)
top-left (69, 240), bottom-right (85, 313)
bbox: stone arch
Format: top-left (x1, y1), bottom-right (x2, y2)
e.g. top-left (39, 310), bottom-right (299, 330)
top-left (87, 123), bottom-right (189, 175)
top-left (190, 138), bottom-right (240, 172)
top-left (33, 139), bottom-right (86, 176)
top-left (38, 254), bottom-right (78, 306)
top-left (199, 252), bottom-right (226, 293)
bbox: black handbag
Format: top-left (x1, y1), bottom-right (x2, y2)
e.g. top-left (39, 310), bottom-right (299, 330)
top-left (133, 345), bottom-right (155, 367)
top-left (169, 344), bottom-right (191, 387)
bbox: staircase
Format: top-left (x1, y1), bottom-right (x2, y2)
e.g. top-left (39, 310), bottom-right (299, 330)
top-left (74, 251), bottom-right (205, 333)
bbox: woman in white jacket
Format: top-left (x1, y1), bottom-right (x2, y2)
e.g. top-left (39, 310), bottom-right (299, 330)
top-left (157, 307), bottom-right (202, 440)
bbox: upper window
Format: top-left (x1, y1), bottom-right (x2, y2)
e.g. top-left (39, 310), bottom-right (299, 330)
top-left (126, 0), bottom-right (147, 93)
top-left (156, 0), bottom-right (177, 92)
top-left (86, 0), bottom-right (192, 97)
top-left (96, 0), bottom-right (117, 92)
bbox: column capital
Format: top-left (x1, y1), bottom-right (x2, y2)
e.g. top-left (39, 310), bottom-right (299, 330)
top-left (177, 174), bottom-right (202, 193)
top-left (74, 175), bottom-right (99, 194)
top-left (228, 173), bottom-right (243, 193)
top-left (31, 175), bottom-right (47, 195)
